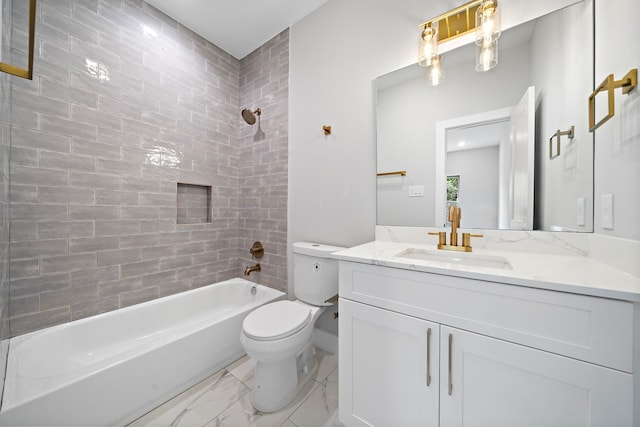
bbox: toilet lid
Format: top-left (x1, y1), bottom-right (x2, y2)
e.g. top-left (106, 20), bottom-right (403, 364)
top-left (243, 300), bottom-right (312, 341)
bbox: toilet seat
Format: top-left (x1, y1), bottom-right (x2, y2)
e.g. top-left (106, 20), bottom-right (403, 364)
top-left (243, 300), bottom-right (312, 341)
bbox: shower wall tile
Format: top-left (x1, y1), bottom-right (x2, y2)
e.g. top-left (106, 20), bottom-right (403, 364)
top-left (238, 29), bottom-right (289, 292)
top-left (8, 0), bottom-right (288, 337)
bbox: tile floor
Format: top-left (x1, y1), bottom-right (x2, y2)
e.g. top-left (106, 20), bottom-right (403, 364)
top-left (127, 349), bottom-right (341, 427)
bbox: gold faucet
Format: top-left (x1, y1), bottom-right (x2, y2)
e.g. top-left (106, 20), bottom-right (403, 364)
top-left (429, 205), bottom-right (483, 252)
top-left (243, 264), bottom-right (261, 276)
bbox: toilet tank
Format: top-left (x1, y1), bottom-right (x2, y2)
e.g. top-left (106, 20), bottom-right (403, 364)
top-left (293, 242), bottom-right (346, 306)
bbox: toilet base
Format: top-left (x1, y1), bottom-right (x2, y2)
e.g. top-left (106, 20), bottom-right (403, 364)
top-left (251, 345), bottom-right (317, 413)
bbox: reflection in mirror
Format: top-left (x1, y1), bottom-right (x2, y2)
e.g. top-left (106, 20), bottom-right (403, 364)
top-left (376, 1), bottom-right (593, 232)
top-left (444, 119), bottom-right (509, 229)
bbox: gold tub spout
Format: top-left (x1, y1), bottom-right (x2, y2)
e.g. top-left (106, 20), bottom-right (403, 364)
top-left (244, 264), bottom-right (261, 276)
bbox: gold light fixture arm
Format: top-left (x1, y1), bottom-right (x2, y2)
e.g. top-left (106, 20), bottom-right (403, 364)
top-left (548, 125), bottom-right (575, 159)
top-left (589, 68), bottom-right (637, 132)
top-left (0, 0), bottom-right (36, 80)
top-left (418, 0), bottom-right (484, 44)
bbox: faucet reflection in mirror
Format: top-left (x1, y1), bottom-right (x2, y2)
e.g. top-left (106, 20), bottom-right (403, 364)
top-left (418, 0), bottom-right (502, 85)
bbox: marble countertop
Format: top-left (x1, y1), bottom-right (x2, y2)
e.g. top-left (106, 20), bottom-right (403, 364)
top-left (334, 240), bottom-right (640, 302)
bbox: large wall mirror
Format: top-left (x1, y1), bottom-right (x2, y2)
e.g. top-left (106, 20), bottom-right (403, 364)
top-left (376, 0), bottom-right (594, 232)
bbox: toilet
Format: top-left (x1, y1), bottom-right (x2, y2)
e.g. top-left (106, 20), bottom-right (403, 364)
top-left (240, 241), bottom-right (345, 412)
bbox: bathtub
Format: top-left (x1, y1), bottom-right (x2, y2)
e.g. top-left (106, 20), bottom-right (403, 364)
top-left (0, 278), bottom-right (284, 426)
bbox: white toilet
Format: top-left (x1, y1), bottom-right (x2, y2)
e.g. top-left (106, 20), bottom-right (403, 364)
top-left (240, 241), bottom-right (345, 412)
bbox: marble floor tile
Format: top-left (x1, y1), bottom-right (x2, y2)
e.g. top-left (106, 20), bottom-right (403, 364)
top-left (288, 367), bottom-right (339, 427)
top-left (128, 370), bottom-right (249, 427)
top-left (313, 349), bottom-right (338, 383)
top-left (226, 354), bottom-right (256, 386)
top-left (129, 347), bottom-right (340, 427)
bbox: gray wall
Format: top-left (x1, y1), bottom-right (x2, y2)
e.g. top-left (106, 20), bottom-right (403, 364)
top-left (7, 0), bottom-right (288, 336)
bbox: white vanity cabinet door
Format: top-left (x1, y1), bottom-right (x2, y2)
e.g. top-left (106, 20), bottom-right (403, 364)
top-left (339, 298), bottom-right (440, 427)
top-left (440, 326), bottom-right (634, 427)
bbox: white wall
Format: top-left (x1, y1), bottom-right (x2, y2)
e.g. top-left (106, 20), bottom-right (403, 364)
top-left (289, 0), bottom-right (427, 329)
top-left (447, 146), bottom-right (500, 229)
top-left (593, 0), bottom-right (640, 240)
top-left (289, 0), bottom-right (424, 252)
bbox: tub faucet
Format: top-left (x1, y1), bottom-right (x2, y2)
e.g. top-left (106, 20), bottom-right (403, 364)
top-left (244, 264), bottom-right (261, 276)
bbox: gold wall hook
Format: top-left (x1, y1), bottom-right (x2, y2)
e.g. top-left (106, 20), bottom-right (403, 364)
top-left (589, 68), bottom-right (637, 132)
top-left (549, 125), bottom-right (575, 159)
top-left (323, 125), bottom-right (332, 135)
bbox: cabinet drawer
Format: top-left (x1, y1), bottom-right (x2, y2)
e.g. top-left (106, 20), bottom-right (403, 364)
top-left (339, 261), bottom-right (633, 372)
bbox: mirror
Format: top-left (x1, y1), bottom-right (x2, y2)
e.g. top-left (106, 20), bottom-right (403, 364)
top-left (376, 1), bottom-right (594, 232)
top-left (0, 0), bottom-right (35, 80)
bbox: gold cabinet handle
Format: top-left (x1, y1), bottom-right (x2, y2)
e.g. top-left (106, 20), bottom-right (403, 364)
top-left (448, 333), bottom-right (453, 396)
top-left (426, 328), bottom-right (432, 387)
top-left (548, 126), bottom-right (575, 159)
top-left (589, 68), bottom-right (637, 132)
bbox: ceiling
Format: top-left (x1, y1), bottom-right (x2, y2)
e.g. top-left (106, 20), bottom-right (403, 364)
top-left (144, 0), bottom-right (329, 60)
top-left (446, 120), bottom-right (510, 152)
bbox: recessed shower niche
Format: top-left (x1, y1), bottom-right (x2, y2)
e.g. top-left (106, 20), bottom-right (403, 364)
top-left (177, 183), bottom-right (212, 224)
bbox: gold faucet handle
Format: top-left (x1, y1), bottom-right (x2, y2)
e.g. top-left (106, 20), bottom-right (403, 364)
top-left (428, 231), bottom-right (446, 246)
top-left (462, 233), bottom-right (483, 248)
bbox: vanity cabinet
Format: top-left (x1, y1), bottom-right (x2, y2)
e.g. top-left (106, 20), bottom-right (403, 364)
top-left (338, 261), bottom-right (635, 427)
top-left (339, 298), bottom-right (440, 427)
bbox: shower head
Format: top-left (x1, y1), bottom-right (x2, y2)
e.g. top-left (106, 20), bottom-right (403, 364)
top-left (241, 108), bottom-right (261, 125)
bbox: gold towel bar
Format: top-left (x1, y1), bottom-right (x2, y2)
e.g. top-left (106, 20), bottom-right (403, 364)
top-left (589, 68), bottom-right (637, 132)
top-left (377, 170), bottom-right (407, 177)
top-left (549, 125), bottom-right (575, 159)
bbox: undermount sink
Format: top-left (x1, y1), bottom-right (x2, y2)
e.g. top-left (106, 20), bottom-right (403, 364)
top-left (393, 248), bottom-right (513, 270)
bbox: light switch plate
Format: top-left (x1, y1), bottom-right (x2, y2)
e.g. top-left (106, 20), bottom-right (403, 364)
top-left (601, 194), bottom-right (614, 230)
top-left (576, 197), bottom-right (586, 226)
top-left (409, 185), bottom-right (424, 197)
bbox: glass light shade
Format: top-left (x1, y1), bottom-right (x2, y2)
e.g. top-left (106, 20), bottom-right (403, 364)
top-left (475, 0), bottom-right (501, 47)
top-left (476, 41), bottom-right (498, 71)
top-left (418, 25), bottom-right (438, 67)
top-left (426, 56), bottom-right (445, 86)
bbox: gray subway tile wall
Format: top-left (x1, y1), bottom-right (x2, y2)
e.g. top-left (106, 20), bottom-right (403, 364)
top-left (0, 0), bottom-right (11, 398)
top-left (238, 31), bottom-right (289, 292)
top-left (7, 0), bottom-right (289, 336)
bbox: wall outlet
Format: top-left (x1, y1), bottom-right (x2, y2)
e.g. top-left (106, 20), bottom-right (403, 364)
top-left (576, 197), bottom-right (586, 226)
top-left (409, 185), bottom-right (424, 197)
top-left (601, 194), bottom-right (614, 230)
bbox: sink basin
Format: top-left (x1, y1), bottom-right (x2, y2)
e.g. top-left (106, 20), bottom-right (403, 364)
top-left (393, 248), bottom-right (512, 270)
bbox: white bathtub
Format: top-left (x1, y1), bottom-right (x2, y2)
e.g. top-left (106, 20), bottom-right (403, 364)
top-left (0, 278), bottom-right (284, 426)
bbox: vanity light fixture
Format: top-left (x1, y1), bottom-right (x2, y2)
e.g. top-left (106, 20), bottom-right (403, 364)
top-left (475, 0), bottom-right (501, 47)
top-left (475, 0), bottom-right (501, 71)
top-left (417, 0), bottom-right (502, 83)
top-left (476, 40), bottom-right (498, 71)
top-left (427, 56), bottom-right (445, 86)
top-left (418, 24), bottom-right (439, 67)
